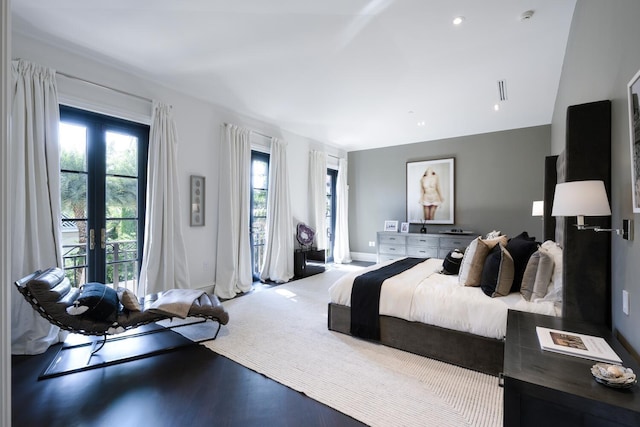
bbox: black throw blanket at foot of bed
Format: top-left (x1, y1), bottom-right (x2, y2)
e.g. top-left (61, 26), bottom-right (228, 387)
top-left (350, 257), bottom-right (427, 340)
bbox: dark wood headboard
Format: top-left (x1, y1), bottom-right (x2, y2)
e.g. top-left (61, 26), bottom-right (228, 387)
top-left (543, 100), bottom-right (612, 328)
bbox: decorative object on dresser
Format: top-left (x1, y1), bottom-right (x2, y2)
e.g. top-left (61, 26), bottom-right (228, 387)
top-left (400, 222), bottom-right (409, 233)
top-left (376, 231), bottom-right (475, 263)
top-left (383, 220), bottom-right (398, 232)
top-left (406, 158), bottom-right (454, 224)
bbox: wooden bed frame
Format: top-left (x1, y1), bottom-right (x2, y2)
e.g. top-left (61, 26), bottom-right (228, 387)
top-left (327, 100), bottom-right (611, 377)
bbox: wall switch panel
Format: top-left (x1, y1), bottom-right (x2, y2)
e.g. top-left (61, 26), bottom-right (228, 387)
top-left (623, 290), bottom-right (629, 315)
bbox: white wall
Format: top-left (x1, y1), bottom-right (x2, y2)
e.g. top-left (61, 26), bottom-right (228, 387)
top-left (551, 0), bottom-right (640, 354)
top-left (13, 32), bottom-right (345, 290)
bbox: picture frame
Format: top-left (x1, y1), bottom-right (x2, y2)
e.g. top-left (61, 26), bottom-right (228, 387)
top-left (400, 222), bottom-right (410, 233)
top-left (406, 158), bottom-right (454, 224)
top-left (628, 68), bottom-right (640, 213)
top-left (190, 175), bottom-right (205, 226)
top-left (384, 220), bottom-right (399, 232)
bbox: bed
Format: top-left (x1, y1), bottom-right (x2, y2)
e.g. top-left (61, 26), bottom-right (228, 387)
top-left (327, 100), bottom-right (612, 376)
top-left (328, 240), bottom-right (562, 376)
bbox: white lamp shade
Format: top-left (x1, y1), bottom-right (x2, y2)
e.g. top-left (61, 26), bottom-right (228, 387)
top-left (551, 180), bottom-right (612, 217)
top-left (531, 200), bottom-right (544, 216)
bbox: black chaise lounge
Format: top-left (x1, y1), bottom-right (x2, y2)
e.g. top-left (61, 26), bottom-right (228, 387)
top-left (15, 267), bottom-right (229, 377)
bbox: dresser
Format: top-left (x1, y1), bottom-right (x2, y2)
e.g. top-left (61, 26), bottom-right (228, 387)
top-left (376, 231), bottom-right (475, 262)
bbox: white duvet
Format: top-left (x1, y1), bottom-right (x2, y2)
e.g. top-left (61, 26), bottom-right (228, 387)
top-left (328, 258), bottom-right (559, 340)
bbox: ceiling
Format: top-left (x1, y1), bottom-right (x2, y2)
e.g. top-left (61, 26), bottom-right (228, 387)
top-left (12, 0), bottom-right (576, 152)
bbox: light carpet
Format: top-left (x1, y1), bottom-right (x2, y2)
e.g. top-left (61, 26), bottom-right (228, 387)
top-left (204, 266), bottom-right (503, 427)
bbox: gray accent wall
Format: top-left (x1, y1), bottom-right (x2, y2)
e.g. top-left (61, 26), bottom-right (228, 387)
top-left (348, 125), bottom-right (550, 256)
top-left (551, 1), bottom-right (640, 356)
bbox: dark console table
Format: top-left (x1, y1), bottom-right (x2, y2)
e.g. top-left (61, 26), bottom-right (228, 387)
top-left (293, 248), bottom-right (325, 279)
top-left (503, 310), bottom-right (640, 426)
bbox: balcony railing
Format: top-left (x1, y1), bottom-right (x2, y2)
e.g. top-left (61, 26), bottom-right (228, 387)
top-left (62, 239), bottom-right (139, 292)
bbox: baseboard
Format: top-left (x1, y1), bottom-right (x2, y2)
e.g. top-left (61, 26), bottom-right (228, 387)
top-left (350, 252), bottom-right (377, 263)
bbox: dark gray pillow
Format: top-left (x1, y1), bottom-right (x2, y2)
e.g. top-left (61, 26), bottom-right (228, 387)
top-left (520, 249), bottom-right (554, 301)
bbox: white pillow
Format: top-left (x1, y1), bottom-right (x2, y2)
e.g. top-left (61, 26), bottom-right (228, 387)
top-left (536, 240), bottom-right (563, 303)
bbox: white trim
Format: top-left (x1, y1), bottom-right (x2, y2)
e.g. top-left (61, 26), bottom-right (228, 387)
top-left (250, 131), bottom-right (271, 154)
top-left (1, 0), bottom-right (12, 423)
top-left (57, 73), bottom-right (152, 125)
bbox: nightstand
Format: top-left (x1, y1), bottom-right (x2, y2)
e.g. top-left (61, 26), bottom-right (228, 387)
top-left (503, 310), bottom-right (640, 426)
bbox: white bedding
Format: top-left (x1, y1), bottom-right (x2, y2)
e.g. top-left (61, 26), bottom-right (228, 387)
top-left (328, 258), bottom-right (560, 340)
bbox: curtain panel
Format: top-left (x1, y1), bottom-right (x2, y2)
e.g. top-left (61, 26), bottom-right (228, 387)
top-left (214, 123), bottom-right (253, 299)
top-left (260, 138), bottom-right (294, 283)
top-left (139, 102), bottom-right (190, 295)
top-left (333, 158), bottom-right (352, 264)
top-left (10, 59), bottom-right (64, 354)
top-left (309, 150), bottom-right (327, 250)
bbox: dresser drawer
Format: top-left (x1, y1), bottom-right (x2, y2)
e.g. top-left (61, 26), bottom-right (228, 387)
top-left (439, 236), bottom-right (474, 250)
top-left (378, 243), bottom-right (406, 256)
top-left (378, 254), bottom-right (404, 263)
top-left (407, 235), bottom-right (439, 247)
top-left (407, 246), bottom-right (438, 258)
top-left (379, 234), bottom-right (406, 245)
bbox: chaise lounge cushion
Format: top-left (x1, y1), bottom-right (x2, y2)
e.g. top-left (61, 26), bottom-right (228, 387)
top-left (16, 267), bottom-right (229, 336)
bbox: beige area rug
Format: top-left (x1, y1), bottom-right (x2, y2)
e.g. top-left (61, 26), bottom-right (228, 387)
top-left (203, 266), bottom-right (504, 427)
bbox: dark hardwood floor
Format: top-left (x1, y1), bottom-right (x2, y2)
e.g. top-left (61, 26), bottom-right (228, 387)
top-left (12, 332), bottom-right (365, 427)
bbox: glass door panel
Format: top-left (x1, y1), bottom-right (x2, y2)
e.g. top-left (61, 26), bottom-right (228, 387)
top-left (59, 122), bottom-right (89, 286)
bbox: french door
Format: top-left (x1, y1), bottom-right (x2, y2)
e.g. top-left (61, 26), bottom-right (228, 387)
top-left (250, 151), bottom-right (269, 280)
top-left (59, 106), bottom-right (149, 289)
top-left (325, 169), bottom-right (338, 262)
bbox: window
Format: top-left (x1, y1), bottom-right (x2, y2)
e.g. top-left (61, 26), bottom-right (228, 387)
top-left (59, 106), bottom-right (149, 290)
top-left (250, 151), bottom-right (269, 280)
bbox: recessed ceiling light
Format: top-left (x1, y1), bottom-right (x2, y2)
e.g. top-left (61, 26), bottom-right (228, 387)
top-left (453, 16), bottom-right (465, 26)
top-left (494, 104), bottom-right (500, 111)
top-left (417, 121), bottom-right (426, 127)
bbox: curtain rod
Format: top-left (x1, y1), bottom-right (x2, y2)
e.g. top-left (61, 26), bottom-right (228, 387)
top-left (224, 123), bottom-right (342, 157)
top-left (56, 71), bottom-right (154, 104)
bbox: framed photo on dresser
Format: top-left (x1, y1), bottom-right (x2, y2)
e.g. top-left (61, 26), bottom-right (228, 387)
top-left (406, 158), bottom-right (454, 224)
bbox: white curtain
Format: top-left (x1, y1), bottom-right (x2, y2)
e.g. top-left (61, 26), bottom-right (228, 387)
top-left (333, 158), bottom-right (352, 264)
top-left (260, 138), bottom-right (294, 283)
top-left (309, 150), bottom-right (327, 250)
top-left (138, 102), bottom-right (190, 295)
top-left (10, 59), bottom-right (64, 354)
top-left (215, 124), bottom-right (253, 299)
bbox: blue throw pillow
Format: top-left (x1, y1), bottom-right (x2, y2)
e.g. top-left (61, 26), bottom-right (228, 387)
top-left (66, 282), bottom-right (119, 322)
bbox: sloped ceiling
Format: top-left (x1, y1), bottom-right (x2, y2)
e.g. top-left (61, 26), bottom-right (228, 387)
top-left (12, 0), bottom-right (576, 151)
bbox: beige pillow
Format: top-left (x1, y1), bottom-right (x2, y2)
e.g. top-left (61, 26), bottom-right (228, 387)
top-left (539, 240), bottom-right (563, 302)
top-left (460, 235), bottom-right (508, 287)
top-left (117, 287), bottom-right (141, 312)
top-left (520, 249), bottom-right (554, 301)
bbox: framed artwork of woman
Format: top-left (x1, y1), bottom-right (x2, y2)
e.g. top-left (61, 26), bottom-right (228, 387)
top-left (406, 158), bottom-right (454, 224)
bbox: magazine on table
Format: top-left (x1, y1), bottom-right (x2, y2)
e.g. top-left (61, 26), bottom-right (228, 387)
top-left (536, 326), bottom-right (622, 364)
